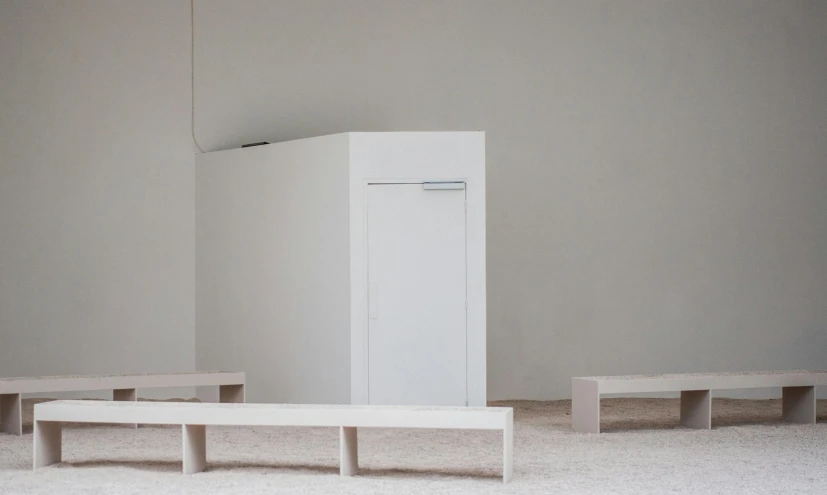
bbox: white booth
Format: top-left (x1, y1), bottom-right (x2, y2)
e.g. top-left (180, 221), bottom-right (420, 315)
top-left (195, 132), bottom-right (486, 406)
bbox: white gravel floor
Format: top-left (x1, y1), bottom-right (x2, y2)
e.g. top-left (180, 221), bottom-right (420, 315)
top-left (1, 398), bottom-right (825, 494)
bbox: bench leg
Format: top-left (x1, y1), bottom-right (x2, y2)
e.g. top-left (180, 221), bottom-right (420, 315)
top-left (219, 384), bottom-right (245, 403)
top-left (572, 379), bottom-right (600, 433)
top-left (339, 426), bottom-right (358, 476)
top-left (33, 421), bottom-right (62, 469)
top-left (0, 393), bottom-right (22, 436)
top-left (182, 424), bottom-right (207, 474)
top-left (503, 410), bottom-right (514, 483)
top-left (782, 386), bottom-right (816, 424)
top-left (113, 388), bottom-right (138, 429)
top-left (680, 390), bottom-right (712, 429)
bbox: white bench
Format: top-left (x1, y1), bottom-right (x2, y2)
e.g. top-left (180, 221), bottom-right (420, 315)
top-left (572, 370), bottom-right (826, 433)
top-left (32, 400), bottom-right (514, 483)
top-left (1, 371), bottom-right (245, 435)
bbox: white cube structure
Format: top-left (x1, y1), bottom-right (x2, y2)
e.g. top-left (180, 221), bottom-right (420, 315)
top-left (196, 132), bottom-right (486, 406)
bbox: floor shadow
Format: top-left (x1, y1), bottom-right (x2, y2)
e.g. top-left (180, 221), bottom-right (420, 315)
top-left (713, 418), bottom-right (788, 428)
top-left (168, 461), bottom-right (498, 481)
top-left (60, 459), bottom-right (182, 473)
top-left (353, 466), bottom-right (500, 481)
top-left (600, 420), bottom-right (684, 433)
top-left (600, 401), bottom-right (824, 433)
top-left (56, 460), bottom-right (499, 481)
top-left (61, 459), bottom-right (341, 476)
top-left (601, 417), bottom-right (802, 433)
top-left (206, 461), bottom-right (339, 475)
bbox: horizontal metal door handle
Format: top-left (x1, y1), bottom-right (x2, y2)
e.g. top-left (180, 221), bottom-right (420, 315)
top-left (423, 182), bottom-right (465, 190)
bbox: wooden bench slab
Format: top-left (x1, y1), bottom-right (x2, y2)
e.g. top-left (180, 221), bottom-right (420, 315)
top-left (572, 370), bottom-right (827, 433)
top-left (33, 400), bottom-right (514, 483)
top-left (0, 371), bottom-right (245, 436)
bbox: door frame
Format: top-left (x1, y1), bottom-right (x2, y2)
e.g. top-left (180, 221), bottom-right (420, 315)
top-left (348, 133), bottom-right (486, 407)
top-left (350, 176), bottom-right (486, 406)
top-left (363, 181), bottom-right (468, 405)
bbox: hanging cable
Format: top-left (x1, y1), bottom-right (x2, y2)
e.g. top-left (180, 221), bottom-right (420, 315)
top-left (191, 0), bottom-right (205, 153)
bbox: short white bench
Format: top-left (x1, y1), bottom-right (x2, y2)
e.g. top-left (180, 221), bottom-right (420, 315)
top-left (572, 370), bottom-right (826, 433)
top-left (1, 371), bottom-right (245, 435)
top-left (32, 400), bottom-right (514, 483)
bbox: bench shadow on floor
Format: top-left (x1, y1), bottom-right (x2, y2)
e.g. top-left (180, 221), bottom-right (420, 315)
top-left (59, 459), bottom-right (184, 473)
top-left (598, 398), bottom-right (827, 433)
top-left (351, 466), bottom-right (500, 481)
top-left (57, 459), bottom-right (499, 480)
top-left (61, 459), bottom-right (340, 475)
top-left (56, 459), bottom-right (339, 476)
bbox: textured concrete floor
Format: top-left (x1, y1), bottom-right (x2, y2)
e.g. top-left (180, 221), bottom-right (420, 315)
top-left (0, 398), bottom-right (825, 494)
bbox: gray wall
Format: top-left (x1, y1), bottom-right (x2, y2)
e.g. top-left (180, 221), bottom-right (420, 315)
top-left (1, 0), bottom-right (825, 400)
top-left (193, 0), bottom-right (827, 399)
top-left (0, 0), bottom-right (196, 396)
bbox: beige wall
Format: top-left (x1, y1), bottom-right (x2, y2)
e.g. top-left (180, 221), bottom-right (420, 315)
top-left (193, 0), bottom-right (827, 399)
top-left (0, 0), bottom-right (196, 395)
top-left (1, 0), bottom-right (825, 400)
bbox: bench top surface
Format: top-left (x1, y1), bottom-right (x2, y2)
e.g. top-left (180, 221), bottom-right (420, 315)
top-left (1, 371), bottom-right (237, 382)
top-left (577, 370), bottom-right (827, 381)
top-left (0, 371), bottom-right (245, 394)
top-left (37, 400), bottom-right (508, 414)
top-left (34, 400), bottom-right (511, 429)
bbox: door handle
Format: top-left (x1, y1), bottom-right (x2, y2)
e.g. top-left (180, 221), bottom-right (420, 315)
top-left (423, 182), bottom-right (465, 190)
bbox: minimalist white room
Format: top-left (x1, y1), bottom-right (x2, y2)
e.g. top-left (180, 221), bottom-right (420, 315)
top-left (1, 1), bottom-right (825, 494)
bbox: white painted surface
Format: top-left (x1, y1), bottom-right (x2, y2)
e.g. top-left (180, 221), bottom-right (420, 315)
top-left (339, 426), bottom-right (358, 476)
top-left (367, 184), bottom-right (467, 406)
top-left (571, 378), bottom-right (599, 434)
top-left (35, 400), bottom-right (511, 428)
top-left (182, 424), bottom-right (207, 475)
top-left (576, 370), bottom-right (827, 395)
top-left (349, 132), bottom-right (486, 406)
top-left (0, 372), bottom-right (245, 395)
top-left (197, 132), bottom-right (485, 406)
top-left (502, 408), bottom-right (514, 484)
top-left (218, 384), bottom-right (245, 404)
top-left (32, 420), bottom-right (61, 469)
top-left (0, 393), bottom-right (22, 435)
top-left (0, 0), bottom-right (195, 392)
top-left (781, 386), bottom-right (816, 424)
top-left (194, 0), bottom-right (827, 400)
top-left (3, 1), bottom-right (825, 402)
top-left (195, 135), bottom-right (351, 404)
top-left (33, 400), bottom-right (513, 482)
top-left (0, 372), bottom-right (244, 435)
top-left (572, 370), bottom-right (826, 433)
top-left (113, 388), bottom-right (138, 429)
top-left (679, 390), bottom-right (712, 430)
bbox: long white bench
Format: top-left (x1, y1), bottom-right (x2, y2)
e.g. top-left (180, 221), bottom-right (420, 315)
top-left (572, 370), bottom-right (826, 433)
top-left (32, 400), bottom-right (514, 483)
top-left (1, 371), bottom-right (245, 435)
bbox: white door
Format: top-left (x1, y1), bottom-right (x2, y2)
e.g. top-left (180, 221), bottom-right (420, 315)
top-left (367, 183), bottom-right (467, 406)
